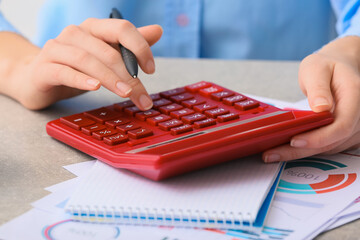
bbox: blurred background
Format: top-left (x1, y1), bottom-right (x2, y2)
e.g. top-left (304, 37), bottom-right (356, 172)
top-left (0, 0), bottom-right (46, 40)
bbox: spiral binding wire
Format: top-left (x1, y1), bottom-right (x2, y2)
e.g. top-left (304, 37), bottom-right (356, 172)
top-left (66, 205), bottom-right (253, 229)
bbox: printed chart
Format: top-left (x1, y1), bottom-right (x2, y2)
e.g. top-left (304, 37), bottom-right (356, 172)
top-left (278, 157), bottom-right (356, 194)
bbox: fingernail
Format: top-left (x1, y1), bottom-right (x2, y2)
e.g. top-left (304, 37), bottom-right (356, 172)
top-left (264, 153), bottom-right (281, 163)
top-left (291, 139), bottom-right (308, 148)
top-left (86, 79), bottom-right (100, 88)
top-left (139, 94), bottom-right (153, 110)
top-left (116, 82), bottom-right (132, 96)
top-left (147, 59), bottom-right (155, 73)
top-left (313, 97), bottom-right (329, 109)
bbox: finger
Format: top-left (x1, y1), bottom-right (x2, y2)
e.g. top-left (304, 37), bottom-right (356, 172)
top-left (129, 80), bottom-right (153, 111)
top-left (137, 25), bottom-right (163, 46)
top-left (55, 24), bottom-right (152, 107)
top-left (262, 142), bottom-right (336, 163)
top-left (42, 39), bottom-right (132, 98)
top-left (56, 25), bottom-right (128, 83)
top-left (298, 54), bottom-right (334, 112)
top-left (80, 18), bottom-right (155, 74)
top-left (40, 63), bottom-right (101, 91)
top-left (291, 64), bottom-right (360, 149)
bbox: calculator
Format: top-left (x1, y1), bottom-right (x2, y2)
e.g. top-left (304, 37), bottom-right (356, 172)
top-left (46, 81), bottom-right (333, 180)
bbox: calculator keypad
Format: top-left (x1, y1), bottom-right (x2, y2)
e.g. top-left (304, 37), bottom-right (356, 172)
top-left (59, 81), bottom-right (270, 146)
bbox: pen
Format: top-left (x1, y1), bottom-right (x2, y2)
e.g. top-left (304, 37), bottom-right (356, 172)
top-left (110, 8), bottom-right (138, 79)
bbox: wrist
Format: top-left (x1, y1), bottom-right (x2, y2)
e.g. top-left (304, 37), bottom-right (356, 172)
top-left (0, 32), bottom-right (40, 103)
top-left (0, 54), bottom-right (38, 103)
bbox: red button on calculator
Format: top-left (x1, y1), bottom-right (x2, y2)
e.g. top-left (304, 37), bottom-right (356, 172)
top-left (84, 108), bottom-right (119, 123)
top-left (60, 114), bottom-right (95, 130)
top-left (103, 133), bottom-right (129, 145)
top-left (47, 81), bottom-right (334, 181)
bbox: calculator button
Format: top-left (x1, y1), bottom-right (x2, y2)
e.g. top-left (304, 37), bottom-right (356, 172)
top-left (60, 114), bottom-right (95, 130)
top-left (194, 118), bottom-right (217, 129)
top-left (128, 128), bottom-right (153, 139)
top-left (146, 114), bottom-right (172, 126)
top-left (116, 123), bottom-right (141, 133)
top-left (170, 93), bottom-right (194, 103)
top-left (158, 119), bottom-right (183, 131)
top-left (84, 107), bottom-right (119, 123)
top-left (160, 88), bottom-right (186, 98)
top-left (159, 103), bottom-right (183, 115)
top-left (152, 98), bottom-right (172, 109)
top-left (149, 93), bottom-right (161, 101)
top-left (217, 113), bottom-right (240, 122)
top-left (223, 95), bottom-right (247, 105)
top-left (199, 86), bottom-right (222, 97)
top-left (185, 81), bottom-right (212, 92)
top-left (234, 100), bottom-right (260, 111)
top-left (113, 100), bottom-right (135, 112)
top-left (193, 103), bottom-right (217, 113)
top-left (170, 108), bottom-right (195, 119)
top-left (92, 128), bottom-right (118, 140)
top-left (211, 91), bottom-right (235, 101)
top-left (170, 124), bottom-right (193, 135)
top-left (124, 106), bottom-right (142, 116)
top-left (135, 109), bottom-right (160, 121)
top-left (204, 108), bottom-right (230, 118)
top-left (182, 97), bottom-right (206, 108)
top-left (103, 133), bottom-right (129, 145)
top-left (182, 113), bottom-right (207, 124)
top-left (81, 123), bottom-right (106, 135)
top-left (105, 117), bottom-right (131, 128)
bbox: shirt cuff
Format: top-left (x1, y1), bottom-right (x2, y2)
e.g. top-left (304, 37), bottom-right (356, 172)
top-left (335, 0), bottom-right (360, 39)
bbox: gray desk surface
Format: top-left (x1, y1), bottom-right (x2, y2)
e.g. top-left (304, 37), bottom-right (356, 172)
top-left (0, 58), bottom-right (358, 239)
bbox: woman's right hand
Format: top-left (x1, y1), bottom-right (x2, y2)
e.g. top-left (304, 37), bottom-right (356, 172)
top-left (6, 18), bottom-right (163, 110)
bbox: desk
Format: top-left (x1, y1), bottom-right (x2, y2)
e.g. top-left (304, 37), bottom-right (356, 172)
top-left (0, 58), bottom-right (358, 239)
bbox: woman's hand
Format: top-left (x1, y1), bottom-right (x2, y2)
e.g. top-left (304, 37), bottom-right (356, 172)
top-left (2, 18), bottom-right (162, 110)
top-left (263, 36), bottom-right (360, 162)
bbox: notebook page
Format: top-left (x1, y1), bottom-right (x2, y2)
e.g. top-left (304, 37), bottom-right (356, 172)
top-left (66, 155), bottom-right (281, 222)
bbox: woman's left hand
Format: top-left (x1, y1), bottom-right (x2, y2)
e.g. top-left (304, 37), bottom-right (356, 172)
top-left (263, 36), bottom-right (360, 163)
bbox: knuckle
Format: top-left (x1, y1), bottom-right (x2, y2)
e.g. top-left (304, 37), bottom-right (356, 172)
top-left (300, 54), bottom-right (317, 67)
top-left (75, 50), bottom-right (91, 65)
top-left (61, 24), bottom-right (81, 38)
top-left (81, 18), bottom-right (98, 27)
top-left (300, 53), bottom-right (327, 70)
top-left (118, 20), bottom-right (134, 32)
top-left (43, 39), bottom-right (58, 50)
top-left (126, 77), bottom-right (142, 88)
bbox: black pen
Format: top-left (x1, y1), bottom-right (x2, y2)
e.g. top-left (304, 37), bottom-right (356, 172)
top-left (110, 8), bottom-right (138, 79)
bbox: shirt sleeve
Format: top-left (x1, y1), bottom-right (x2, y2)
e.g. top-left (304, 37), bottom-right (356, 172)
top-left (0, 11), bottom-right (19, 33)
top-left (331, 0), bottom-right (360, 38)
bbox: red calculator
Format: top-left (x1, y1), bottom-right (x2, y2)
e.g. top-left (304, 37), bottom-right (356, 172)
top-left (46, 81), bottom-right (333, 180)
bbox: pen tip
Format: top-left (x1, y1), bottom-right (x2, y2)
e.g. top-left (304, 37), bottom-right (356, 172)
top-left (132, 75), bottom-right (137, 79)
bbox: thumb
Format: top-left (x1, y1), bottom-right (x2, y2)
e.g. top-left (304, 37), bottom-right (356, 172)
top-left (298, 55), bottom-right (334, 112)
top-left (138, 25), bottom-right (163, 47)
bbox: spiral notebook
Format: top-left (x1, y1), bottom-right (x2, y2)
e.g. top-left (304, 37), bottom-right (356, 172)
top-left (65, 156), bottom-right (284, 230)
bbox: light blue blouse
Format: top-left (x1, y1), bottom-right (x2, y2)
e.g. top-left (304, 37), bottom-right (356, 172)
top-left (1, 0), bottom-right (360, 60)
